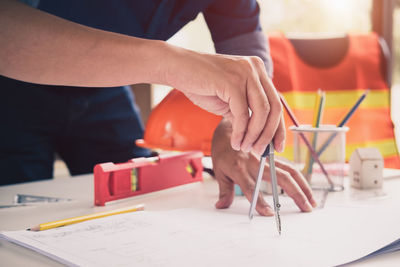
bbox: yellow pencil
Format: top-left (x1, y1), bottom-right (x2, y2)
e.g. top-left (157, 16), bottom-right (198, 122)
top-left (28, 204), bottom-right (145, 231)
top-left (303, 89), bottom-right (323, 179)
top-left (307, 91), bottom-right (325, 175)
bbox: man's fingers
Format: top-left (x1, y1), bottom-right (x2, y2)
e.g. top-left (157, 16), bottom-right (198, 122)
top-left (252, 73), bottom-right (283, 155)
top-left (275, 168), bottom-right (313, 212)
top-left (235, 172), bottom-right (274, 216)
top-left (247, 154), bottom-right (314, 212)
top-left (214, 56), bottom-right (283, 154)
top-left (221, 154), bottom-right (273, 216)
top-left (254, 191), bottom-right (274, 216)
top-left (228, 86), bottom-right (249, 151)
top-left (239, 76), bottom-right (269, 153)
top-left (275, 160), bottom-right (317, 208)
top-left (273, 115), bottom-right (286, 153)
top-left (214, 169), bottom-right (235, 209)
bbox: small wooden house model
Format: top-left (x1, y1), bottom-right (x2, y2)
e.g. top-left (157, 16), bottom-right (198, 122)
top-left (349, 148), bottom-right (383, 189)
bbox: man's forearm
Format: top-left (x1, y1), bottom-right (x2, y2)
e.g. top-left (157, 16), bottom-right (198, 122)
top-left (0, 0), bottom-right (172, 87)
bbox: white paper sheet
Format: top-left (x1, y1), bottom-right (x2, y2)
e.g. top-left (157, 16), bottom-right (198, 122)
top-left (1, 197), bottom-right (400, 267)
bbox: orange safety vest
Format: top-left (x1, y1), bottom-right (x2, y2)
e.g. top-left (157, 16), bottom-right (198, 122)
top-left (269, 32), bottom-right (400, 168)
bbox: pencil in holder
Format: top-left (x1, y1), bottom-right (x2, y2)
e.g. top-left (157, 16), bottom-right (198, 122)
top-left (290, 125), bottom-right (349, 191)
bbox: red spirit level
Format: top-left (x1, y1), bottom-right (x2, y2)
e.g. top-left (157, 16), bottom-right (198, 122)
top-left (94, 151), bottom-right (203, 206)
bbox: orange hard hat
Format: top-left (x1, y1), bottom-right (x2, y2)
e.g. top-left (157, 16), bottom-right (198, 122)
top-left (136, 89), bottom-right (222, 156)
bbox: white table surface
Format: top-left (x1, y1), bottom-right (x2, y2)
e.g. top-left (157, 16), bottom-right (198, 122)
top-left (1, 169), bottom-right (400, 267)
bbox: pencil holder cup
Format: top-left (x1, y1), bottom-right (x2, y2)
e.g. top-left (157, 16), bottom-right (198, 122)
top-left (290, 125), bottom-right (349, 192)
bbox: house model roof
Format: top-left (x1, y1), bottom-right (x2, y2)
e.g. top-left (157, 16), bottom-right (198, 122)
top-left (355, 148), bottom-right (383, 160)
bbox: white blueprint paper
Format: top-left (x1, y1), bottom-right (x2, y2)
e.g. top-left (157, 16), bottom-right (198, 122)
top-left (1, 199), bottom-right (400, 267)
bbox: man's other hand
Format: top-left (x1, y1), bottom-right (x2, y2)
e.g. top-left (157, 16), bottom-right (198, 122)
top-left (211, 119), bottom-right (317, 216)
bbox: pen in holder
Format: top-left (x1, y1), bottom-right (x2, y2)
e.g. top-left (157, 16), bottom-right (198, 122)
top-left (290, 125), bottom-right (349, 191)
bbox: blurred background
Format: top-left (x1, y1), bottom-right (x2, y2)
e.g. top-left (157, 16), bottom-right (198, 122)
top-left (54, 0), bottom-right (400, 177)
top-left (152, 0), bottom-right (399, 103)
top-left (149, 0), bottom-right (399, 146)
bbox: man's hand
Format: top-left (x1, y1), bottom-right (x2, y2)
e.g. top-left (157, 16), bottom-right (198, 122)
top-left (211, 119), bottom-right (317, 216)
top-left (166, 48), bottom-right (285, 156)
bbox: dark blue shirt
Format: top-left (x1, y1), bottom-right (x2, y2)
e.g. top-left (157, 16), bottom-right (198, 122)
top-left (36, 0), bottom-right (261, 43)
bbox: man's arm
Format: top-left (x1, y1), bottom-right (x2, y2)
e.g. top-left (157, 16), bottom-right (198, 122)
top-left (1, 0), bottom-right (276, 156)
top-left (0, 0), bottom-right (168, 87)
